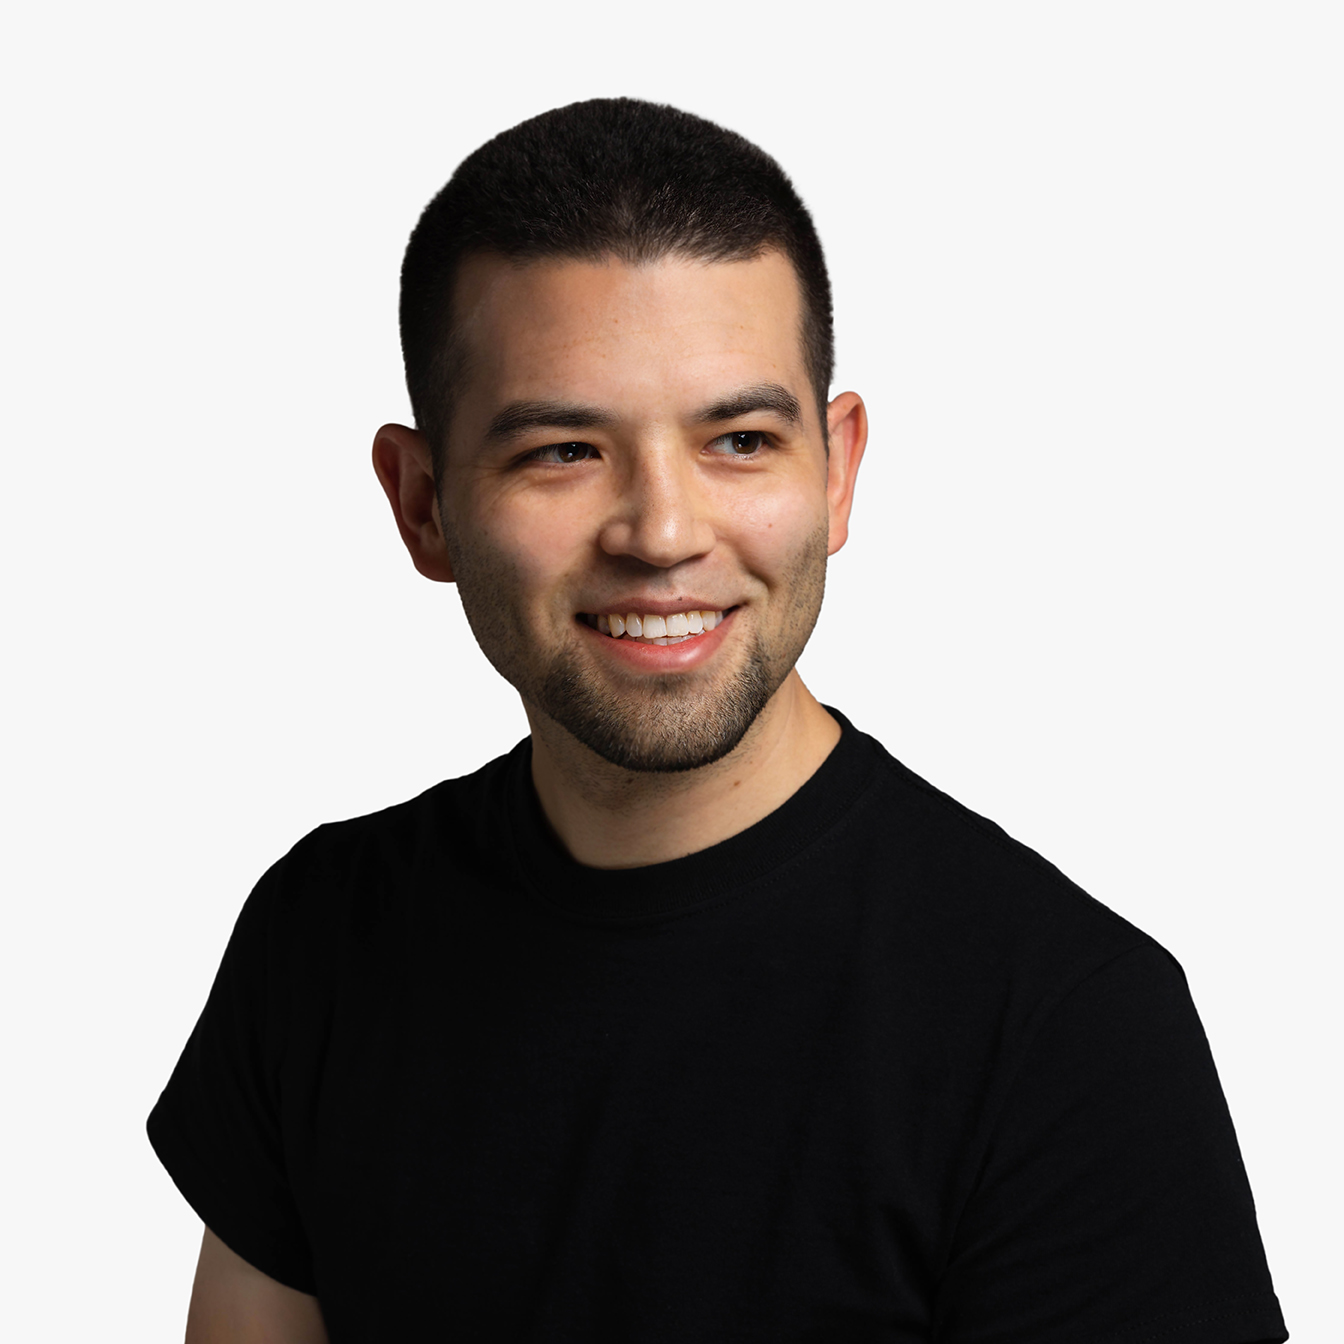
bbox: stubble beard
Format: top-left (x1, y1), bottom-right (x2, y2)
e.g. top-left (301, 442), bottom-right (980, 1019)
top-left (449, 523), bottom-right (829, 774)
top-left (534, 636), bottom-right (776, 773)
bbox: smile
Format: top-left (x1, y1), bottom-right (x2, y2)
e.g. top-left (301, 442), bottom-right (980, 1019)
top-left (580, 609), bottom-right (727, 646)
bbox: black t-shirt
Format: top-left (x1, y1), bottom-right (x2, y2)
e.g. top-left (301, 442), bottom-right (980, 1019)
top-left (148, 713), bottom-right (1287, 1342)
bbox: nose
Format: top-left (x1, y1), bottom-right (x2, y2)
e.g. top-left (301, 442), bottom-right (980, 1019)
top-left (597, 445), bottom-right (716, 569)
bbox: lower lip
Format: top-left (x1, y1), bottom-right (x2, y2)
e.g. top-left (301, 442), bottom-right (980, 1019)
top-left (577, 610), bottom-right (737, 672)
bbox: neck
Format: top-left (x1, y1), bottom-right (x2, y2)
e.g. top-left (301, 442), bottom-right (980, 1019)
top-left (526, 672), bottom-right (841, 869)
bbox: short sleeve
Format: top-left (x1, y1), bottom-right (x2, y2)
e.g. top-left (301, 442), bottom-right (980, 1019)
top-left (147, 856), bottom-right (315, 1292)
top-left (937, 943), bottom-right (1287, 1344)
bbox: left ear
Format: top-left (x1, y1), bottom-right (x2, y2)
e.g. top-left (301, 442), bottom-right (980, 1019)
top-left (824, 391), bottom-right (868, 556)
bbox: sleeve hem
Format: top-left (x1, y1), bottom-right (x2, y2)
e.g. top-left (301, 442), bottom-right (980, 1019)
top-left (1092, 1294), bottom-right (1288, 1344)
top-left (146, 1107), bottom-right (317, 1296)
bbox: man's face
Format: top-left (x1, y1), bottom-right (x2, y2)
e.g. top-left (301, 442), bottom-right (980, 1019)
top-left (434, 249), bottom-right (849, 772)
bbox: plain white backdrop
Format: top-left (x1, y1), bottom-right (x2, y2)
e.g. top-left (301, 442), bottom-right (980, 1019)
top-left (3, 2), bottom-right (1338, 1337)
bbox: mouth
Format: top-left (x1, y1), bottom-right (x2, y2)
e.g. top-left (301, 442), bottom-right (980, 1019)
top-left (578, 607), bottom-right (730, 647)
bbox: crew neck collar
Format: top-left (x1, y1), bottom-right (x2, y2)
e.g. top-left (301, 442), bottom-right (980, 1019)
top-left (501, 708), bottom-right (879, 925)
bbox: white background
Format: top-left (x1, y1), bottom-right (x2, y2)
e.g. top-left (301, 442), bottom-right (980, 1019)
top-left (3, 3), bottom-right (1337, 1338)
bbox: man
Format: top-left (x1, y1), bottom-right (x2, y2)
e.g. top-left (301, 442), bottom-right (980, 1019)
top-left (149, 99), bottom-right (1287, 1342)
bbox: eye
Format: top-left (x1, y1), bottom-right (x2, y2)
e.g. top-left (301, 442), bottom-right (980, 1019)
top-left (707, 430), bottom-right (769, 457)
top-left (526, 441), bottom-right (598, 465)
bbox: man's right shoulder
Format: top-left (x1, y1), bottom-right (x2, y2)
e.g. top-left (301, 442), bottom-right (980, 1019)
top-left (246, 740), bottom-right (526, 927)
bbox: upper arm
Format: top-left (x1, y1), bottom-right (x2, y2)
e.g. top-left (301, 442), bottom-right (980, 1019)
top-left (937, 944), bottom-right (1286, 1342)
top-left (185, 1227), bottom-right (329, 1344)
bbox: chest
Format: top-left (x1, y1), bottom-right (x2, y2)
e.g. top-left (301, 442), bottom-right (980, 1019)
top-left (282, 908), bottom-right (992, 1340)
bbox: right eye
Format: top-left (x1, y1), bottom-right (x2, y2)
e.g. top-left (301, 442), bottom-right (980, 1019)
top-left (525, 442), bottom-right (598, 465)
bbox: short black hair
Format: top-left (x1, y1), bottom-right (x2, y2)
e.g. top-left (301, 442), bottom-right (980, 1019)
top-left (399, 98), bottom-right (834, 479)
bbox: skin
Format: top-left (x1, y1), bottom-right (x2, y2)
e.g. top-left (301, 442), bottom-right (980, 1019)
top-left (185, 1228), bottom-right (327, 1343)
top-left (185, 247), bottom-right (866, 1338)
top-left (374, 248), bottom-right (867, 867)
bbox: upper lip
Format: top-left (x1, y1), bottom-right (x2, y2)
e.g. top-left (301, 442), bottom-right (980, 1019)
top-left (580, 600), bottom-right (734, 617)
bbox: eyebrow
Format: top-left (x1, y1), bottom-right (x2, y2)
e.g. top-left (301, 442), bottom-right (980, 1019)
top-left (481, 381), bottom-right (805, 447)
top-left (483, 400), bottom-right (620, 445)
top-left (692, 383), bottom-right (803, 429)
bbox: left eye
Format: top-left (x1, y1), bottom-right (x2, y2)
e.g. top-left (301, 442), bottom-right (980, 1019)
top-left (709, 431), bottom-right (768, 456)
top-left (528, 442), bottom-right (598, 464)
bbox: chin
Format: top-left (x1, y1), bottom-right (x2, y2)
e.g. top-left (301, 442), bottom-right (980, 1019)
top-left (535, 651), bottom-right (778, 774)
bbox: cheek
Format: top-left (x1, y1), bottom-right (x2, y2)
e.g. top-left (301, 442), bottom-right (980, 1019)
top-left (720, 478), bottom-right (828, 575)
top-left (461, 492), bottom-right (590, 604)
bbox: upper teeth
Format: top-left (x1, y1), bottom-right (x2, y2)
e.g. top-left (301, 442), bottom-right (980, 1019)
top-left (586, 609), bottom-right (724, 643)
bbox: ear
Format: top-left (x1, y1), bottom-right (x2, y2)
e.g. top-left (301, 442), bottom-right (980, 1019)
top-left (371, 423), bottom-right (455, 583)
top-left (824, 392), bottom-right (868, 556)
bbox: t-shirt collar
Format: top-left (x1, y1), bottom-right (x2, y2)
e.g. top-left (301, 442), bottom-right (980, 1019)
top-left (501, 707), bottom-right (879, 924)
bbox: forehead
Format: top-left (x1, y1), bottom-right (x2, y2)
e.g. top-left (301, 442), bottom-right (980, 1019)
top-left (449, 250), bottom-right (810, 424)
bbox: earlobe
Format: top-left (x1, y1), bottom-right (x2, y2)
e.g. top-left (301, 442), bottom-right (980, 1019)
top-left (371, 423), bottom-right (456, 583)
top-left (824, 392), bottom-right (868, 556)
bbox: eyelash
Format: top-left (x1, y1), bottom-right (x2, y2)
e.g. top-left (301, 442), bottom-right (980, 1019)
top-left (522, 431), bottom-right (772, 466)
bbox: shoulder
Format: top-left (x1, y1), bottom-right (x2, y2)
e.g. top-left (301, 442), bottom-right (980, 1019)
top-left (230, 741), bottom-right (525, 958)
top-left (841, 727), bottom-right (1168, 1000)
top-left (279, 742), bottom-right (520, 884)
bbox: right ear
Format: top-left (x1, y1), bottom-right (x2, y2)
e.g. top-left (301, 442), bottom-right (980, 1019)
top-left (371, 423), bottom-right (455, 583)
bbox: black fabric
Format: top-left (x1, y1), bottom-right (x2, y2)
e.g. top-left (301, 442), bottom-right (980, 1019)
top-left (148, 713), bottom-right (1287, 1343)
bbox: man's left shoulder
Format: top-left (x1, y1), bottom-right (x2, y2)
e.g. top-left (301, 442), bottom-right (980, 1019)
top-left (848, 732), bottom-right (1162, 980)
